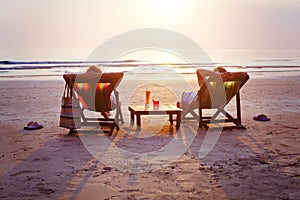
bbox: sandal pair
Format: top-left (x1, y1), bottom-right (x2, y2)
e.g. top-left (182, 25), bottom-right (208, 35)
top-left (24, 121), bottom-right (44, 130)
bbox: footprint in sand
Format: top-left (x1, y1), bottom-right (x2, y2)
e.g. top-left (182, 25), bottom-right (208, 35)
top-left (9, 170), bottom-right (41, 177)
top-left (38, 187), bottom-right (55, 195)
top-left (32, 157), bottom-right (52, 162)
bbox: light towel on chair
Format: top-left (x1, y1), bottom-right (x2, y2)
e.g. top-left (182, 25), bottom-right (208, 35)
top-left (182, 92), bottom-right (198, 105)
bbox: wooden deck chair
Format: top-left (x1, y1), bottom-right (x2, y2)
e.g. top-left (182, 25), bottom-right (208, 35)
top-left (63, 72), bottom-right (124, 134)
top-left (196, 69), bottom-right (249, 129)
top-left (180, 91), bottom-right (199, 120)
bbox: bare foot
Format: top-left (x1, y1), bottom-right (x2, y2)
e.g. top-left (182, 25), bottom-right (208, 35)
top-left (101, 112), bottom-right (111, 119)
top-left (176, 101), bottom-right (181, 108)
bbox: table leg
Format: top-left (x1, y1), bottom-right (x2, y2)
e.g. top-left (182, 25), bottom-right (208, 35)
top-left (137, 114), bottom-right (141, 129)
top-left (130, 111), bottom-right (134, 125)
top-left (176, 112), bottom-right (181, 130)
top-left (169, 114), bottom-right (173, 124)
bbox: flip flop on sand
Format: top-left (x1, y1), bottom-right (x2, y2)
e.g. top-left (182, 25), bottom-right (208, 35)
top-left (24, 121), bottom-right (44, 130)
top-left (253, 114), bottom-right (270, 122)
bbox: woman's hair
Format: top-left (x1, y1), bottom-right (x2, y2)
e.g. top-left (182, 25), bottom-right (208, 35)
top-left (213, 67), bottom-right (227, 73)
top-left (86, 65), bottom-right (102, 73)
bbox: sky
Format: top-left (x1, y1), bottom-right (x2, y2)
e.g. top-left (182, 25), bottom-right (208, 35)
top-left (0, 0), bottom-right (299, 60)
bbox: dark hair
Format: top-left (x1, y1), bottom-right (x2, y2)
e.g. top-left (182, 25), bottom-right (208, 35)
top-left (86, 65), bottom-right (102, 73)
top-left (213, 67), bottom-right (227, 73)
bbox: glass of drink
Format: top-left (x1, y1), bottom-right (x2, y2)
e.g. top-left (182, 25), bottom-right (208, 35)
top-left (153, 99), bottom-right (159, 109)
top-left (145, 90), bottom-right (151, 108)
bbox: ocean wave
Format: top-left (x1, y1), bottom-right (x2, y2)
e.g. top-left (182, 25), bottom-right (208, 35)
top-left (246, 65), bottom-right (300, 68)
top-left (254, 59), bottom-right (293, 62)
top-left (0, 59), bottom-right (139, 65)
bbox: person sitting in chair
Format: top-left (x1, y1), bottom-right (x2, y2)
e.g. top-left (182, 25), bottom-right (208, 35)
top-left (177, 67), bottom-right (228, 109)
top-left (85, 65), bottom-right (117, 119)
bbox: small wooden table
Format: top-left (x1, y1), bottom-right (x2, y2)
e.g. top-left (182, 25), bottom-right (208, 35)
top-left (128, 105), bottom-right (183, 130)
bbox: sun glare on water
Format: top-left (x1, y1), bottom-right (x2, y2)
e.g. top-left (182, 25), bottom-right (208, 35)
top-left (120, 49), bottom-right (185, 64)
top-left (157, 51), bottom-right (184, 64)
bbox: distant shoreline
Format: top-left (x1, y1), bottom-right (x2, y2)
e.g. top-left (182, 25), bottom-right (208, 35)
top-left (1, 60), bottom-right (300, 70)
top-left (1, 59), bottom-right (300, 80)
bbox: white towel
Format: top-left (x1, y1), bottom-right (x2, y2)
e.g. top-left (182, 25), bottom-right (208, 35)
top-left (182, 92), bottom-right (197, 105)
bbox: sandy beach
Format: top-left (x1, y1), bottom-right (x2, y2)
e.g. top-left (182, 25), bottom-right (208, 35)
top-left (0, 73), bottom-right (299, 199)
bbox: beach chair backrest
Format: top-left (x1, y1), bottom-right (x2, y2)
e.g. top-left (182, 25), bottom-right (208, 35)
top-left (63, 72), bottom-right (124, 112)
top-left (196, 69), bottom-right (249, 108)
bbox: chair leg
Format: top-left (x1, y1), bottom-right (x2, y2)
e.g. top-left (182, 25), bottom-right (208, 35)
top-left (198, 92), bottom-right (203, 128)
top-left (68, 128), bottom-right (78, 135)
top-left (117, 104), bottom-right (124, 124)
top-left (114, 90), bottom-right (124, 125)
top-left (190, 110), bottom-right (199, 120)
top-left (109, 123), bottom-right (119, 135)
top-left (81, 108), bottom-right (87, 123)
top-left (236, 91), bottom-right (242, 125)
top-left (198, 107), bottom-right (203, 128)
top-left (182, 109), bottom-right (198, 120)
top-left (116, 123), bottom-right (120, 131)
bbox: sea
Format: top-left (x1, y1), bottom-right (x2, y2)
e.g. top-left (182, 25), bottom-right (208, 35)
top-left (1, 49), bottom-right (300, 80)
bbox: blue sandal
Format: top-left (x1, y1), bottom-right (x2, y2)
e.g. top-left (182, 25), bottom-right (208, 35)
top-left (253, 114), bottom-right (270, 121)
